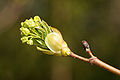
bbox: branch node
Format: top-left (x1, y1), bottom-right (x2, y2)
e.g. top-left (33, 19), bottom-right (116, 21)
top-left (89, 57), bottom-right (97, 65)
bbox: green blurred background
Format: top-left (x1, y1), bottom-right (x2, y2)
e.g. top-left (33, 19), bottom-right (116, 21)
top-left (0, 0), bottom-right (120, 80)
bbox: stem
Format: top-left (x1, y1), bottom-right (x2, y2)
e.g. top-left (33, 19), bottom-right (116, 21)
top-left (70, 52), bottom-right (89, 63)
top-left (69, 40), bottom-right (120, 76)
top-left (91, 57), bottom-right (120, 76)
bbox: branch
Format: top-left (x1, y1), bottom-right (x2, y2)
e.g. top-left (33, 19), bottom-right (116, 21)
top-left (20, 16), bottom-right (120, 76)
top-left (70, 40), bottom-right (120, 76)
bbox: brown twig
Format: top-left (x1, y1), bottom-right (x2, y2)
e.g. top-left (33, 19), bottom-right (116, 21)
top-left (70, 40), bottom-right (120, 76)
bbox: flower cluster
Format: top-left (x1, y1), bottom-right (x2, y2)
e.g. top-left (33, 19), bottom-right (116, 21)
top-left (20, 16), bottom-right (71, 56)
top-left (20, 16), bottom-right (52, 48)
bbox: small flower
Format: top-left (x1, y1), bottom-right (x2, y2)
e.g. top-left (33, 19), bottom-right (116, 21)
top-left (20, 16), bottom-right (71, 56)
top-left (27, 39), bottom-right (33, 45)
top-left (34, 16), bottom-right (41, 22)
top-left (25, 18), bottom-right (36, 28)
top-left (21, 36), bottom-right (28, 43)
top-left (20, 27), bottom-right (30, 36)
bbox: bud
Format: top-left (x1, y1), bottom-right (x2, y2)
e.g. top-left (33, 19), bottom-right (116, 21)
top-left (27, 39), bottom-right (33, 45)
top-left (20, 16), bottom-right (71, 56)
top-left (45, 28), bottom-right (71, 56)
top-left (34, 16), bottom-right (41, 22)
top-left (24, 18), bottom-right (35, 27)
top-left (20, 27), bottom-right (30, 36)
top-left (45, 32), bottom-right (63, 53)
top-left (21, 36), bottom-right (28, 43)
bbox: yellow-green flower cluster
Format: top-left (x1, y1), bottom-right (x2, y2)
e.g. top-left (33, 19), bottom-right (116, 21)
top-left (20, 16), bottom-right (71, 56)
top-left (20, 16), bottom-right (52, 49)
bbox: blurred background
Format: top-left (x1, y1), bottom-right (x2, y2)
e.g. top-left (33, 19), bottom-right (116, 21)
top-left (0, 0), bottom-right (120, 80)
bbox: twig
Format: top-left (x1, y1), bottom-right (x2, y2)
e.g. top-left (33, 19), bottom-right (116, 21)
top-left (70, 52), bottom-right (89, 63)
top-left (70, 40), bottom-right (120, 76)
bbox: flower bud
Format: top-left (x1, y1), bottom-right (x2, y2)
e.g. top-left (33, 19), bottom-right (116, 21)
top-left (34, 16), bottom-right (41, 22)
top-left (20, 16), bottom-right (71, 56)
top-left (27, 39), bottom-right (33, 45)
top-left (21, 36), bottom-right (28, 43)
top-left (24, 18), bottom-right (35, 27)
top-left (45, 32), bottom-right (63, 53)
top-left (45, 31), bottom-right (71, 56)
top-left (20, 27), bottom-right (30, 36)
